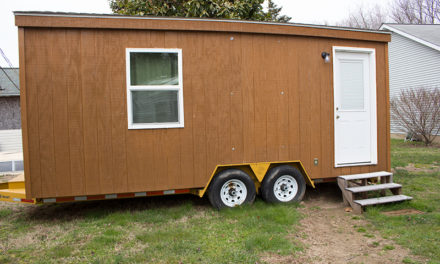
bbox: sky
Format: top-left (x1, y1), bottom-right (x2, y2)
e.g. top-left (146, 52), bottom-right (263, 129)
top-left (1, 0), bottom-right (389, 67)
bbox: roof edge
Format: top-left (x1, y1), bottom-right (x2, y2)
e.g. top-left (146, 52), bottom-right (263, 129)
top-left (380, 24), bottom-right (440, 52)
top-left (0, 94), bottom-right (20, 97)
top-left (14, 11), bottom-right (390, 36)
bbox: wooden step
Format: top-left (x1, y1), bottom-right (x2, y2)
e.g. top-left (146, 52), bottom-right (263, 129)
top-left (346, 183), bottom-right (402, 193)
top-left (338, 171), bottom-right (392, 181)
top-left (354, 195), bottom-right (413, 206)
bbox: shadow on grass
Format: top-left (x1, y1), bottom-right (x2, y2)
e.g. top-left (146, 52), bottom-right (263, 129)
top-left (15, 194), bottom-right (211, 224)
top-left (13, 183), bottom-right (342, 224)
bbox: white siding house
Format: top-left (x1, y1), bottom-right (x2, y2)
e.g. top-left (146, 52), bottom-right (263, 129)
top-left (380, 24), bottom-right (440, 134)
top-left (0, 68), bottom-right (22, 172)
top-left (0, 68), bottom-right (22, 152)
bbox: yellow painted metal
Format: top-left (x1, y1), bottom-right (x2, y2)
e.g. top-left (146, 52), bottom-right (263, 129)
top-left (0, 174), bottom-right (36, 204)
top-left (0, 181), bottom-right (25, 189)
top-left (249, 162), bottom-right (271, 182)
top-left (0, 188), bottom-right (27, 203)
top-left (197, 160), bottom-right (315, 197)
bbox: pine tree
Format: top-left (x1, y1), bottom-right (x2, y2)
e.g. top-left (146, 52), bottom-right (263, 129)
top-left (109, 0), bottom-right (291, 22)
top-left (265, 0), bottom-right (291, 22)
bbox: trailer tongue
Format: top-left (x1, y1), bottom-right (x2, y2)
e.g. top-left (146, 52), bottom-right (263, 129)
top-left (0, 174), bottom-right (35, 204)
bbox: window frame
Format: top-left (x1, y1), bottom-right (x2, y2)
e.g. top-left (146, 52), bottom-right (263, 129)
top-left (126, 48), bottom-right (184, 129)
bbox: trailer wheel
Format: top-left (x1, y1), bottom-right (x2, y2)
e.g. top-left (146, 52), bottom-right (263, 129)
top-left (208, 169), bottom-right (256, 209)
top-left (261, 165), bottom-right (306, 203)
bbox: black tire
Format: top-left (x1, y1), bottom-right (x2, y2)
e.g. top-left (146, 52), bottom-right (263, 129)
top-left (261, 165), bottom-right (306, 203)
top-left (208, 169), bottom-right (256, 209)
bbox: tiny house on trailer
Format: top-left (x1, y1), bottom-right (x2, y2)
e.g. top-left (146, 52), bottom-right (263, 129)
top-left (0, 12), bottom-right (412, 212)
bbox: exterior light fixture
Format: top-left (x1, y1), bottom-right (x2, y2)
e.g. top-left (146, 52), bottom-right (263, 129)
top-left (321, 52), bottom-right (330, 63)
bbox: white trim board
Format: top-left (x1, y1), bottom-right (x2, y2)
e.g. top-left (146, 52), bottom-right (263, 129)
top-left (380, 24), bottom-right (440, 52)
top-left (332, 46), bottom-right (378, 167)
top-left (125, 48), bottom-right (184, 130)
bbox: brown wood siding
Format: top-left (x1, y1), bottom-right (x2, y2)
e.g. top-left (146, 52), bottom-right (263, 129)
top-left (20, 26), bottom-right (390, 199)
top-left (19, 27), bottom-right (32, 196)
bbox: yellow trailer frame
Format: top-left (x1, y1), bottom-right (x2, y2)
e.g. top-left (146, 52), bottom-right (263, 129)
top-left (0, 174), bottom-right (36, 204)
top-left (0, 161), bottom-right (313, 205)
top-left (196, 160), bottom-right (315, 197)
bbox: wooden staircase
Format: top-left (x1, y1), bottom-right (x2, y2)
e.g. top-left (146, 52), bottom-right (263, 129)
top-left (337, 171), bottom-right (412, 214)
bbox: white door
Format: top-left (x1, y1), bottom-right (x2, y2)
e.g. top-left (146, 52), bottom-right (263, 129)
top-left (333, 48), bottom-right (377, 166)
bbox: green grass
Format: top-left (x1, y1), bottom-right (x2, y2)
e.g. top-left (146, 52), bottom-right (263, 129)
top-left (364, 139), bottom-right (440, 263)
top-left (390, 138), bottom-right (440, 168)
top-left (403, 257), bottom-right (419, 264)
top-left (0, 208), bottom-right (12, 217)
top-left (383, 245), bottom-right (395, 251)
top-left (356, 226), bottom-right (367, 233)
top-left (0, 197), bottom-right (302, 264)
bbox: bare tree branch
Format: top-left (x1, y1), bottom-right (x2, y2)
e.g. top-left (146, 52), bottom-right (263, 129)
top-left (390, 0), bottom-right (440, 23)
top-left (337, 4), bottom-right (388, 29)
top-left (337, 0), bottom-right (440, 29)
top-left (391, 88), bottom-right (440, 146)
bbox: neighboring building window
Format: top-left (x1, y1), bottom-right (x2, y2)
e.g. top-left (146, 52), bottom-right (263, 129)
top-left (126, 48), bottom-right (184, 129)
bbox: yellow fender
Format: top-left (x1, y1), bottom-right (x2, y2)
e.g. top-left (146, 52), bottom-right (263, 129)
top-left (197, 160), bottom-right (315, 197)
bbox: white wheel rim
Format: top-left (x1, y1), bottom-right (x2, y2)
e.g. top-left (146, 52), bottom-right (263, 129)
top-left (273, 175), bottom-right (298, 202)
top-left (220, 179), bottom-right (248, 207)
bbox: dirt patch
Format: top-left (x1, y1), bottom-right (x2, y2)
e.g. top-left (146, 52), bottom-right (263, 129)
top-left (382, 209), bottom-right (424, 216)
top-left (292, 183), bottom-right (426, 264)
top-left (260, 253), bottom-right (308, 264)
top-left (394, 163), bottom-right (440, 173)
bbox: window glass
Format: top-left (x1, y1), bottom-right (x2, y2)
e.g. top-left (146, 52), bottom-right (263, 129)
top-left (340, 60), bottom-right (365, 110)
top-left (130, 52), bottom-right (178, 86)
top-left (131, 90), bottom-right (179, 123)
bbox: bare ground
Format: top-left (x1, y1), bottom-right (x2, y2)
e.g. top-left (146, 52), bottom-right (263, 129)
top-left (394, 163), bottom-right (440, 173)
top-left (1, 181), bottom-right (428, 263)
top-left (293, 183), bottom-right (425, 264)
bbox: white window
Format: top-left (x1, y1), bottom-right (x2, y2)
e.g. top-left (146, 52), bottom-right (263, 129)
top-left (126, 48), bottom-right (184, 129)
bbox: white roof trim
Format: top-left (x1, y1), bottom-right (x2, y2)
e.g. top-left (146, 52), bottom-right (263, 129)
top-left (380, 24), bottom-right (440, 52)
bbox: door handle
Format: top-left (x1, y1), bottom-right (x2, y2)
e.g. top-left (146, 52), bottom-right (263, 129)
top-left (336, 115), bottom-right (340, 119)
